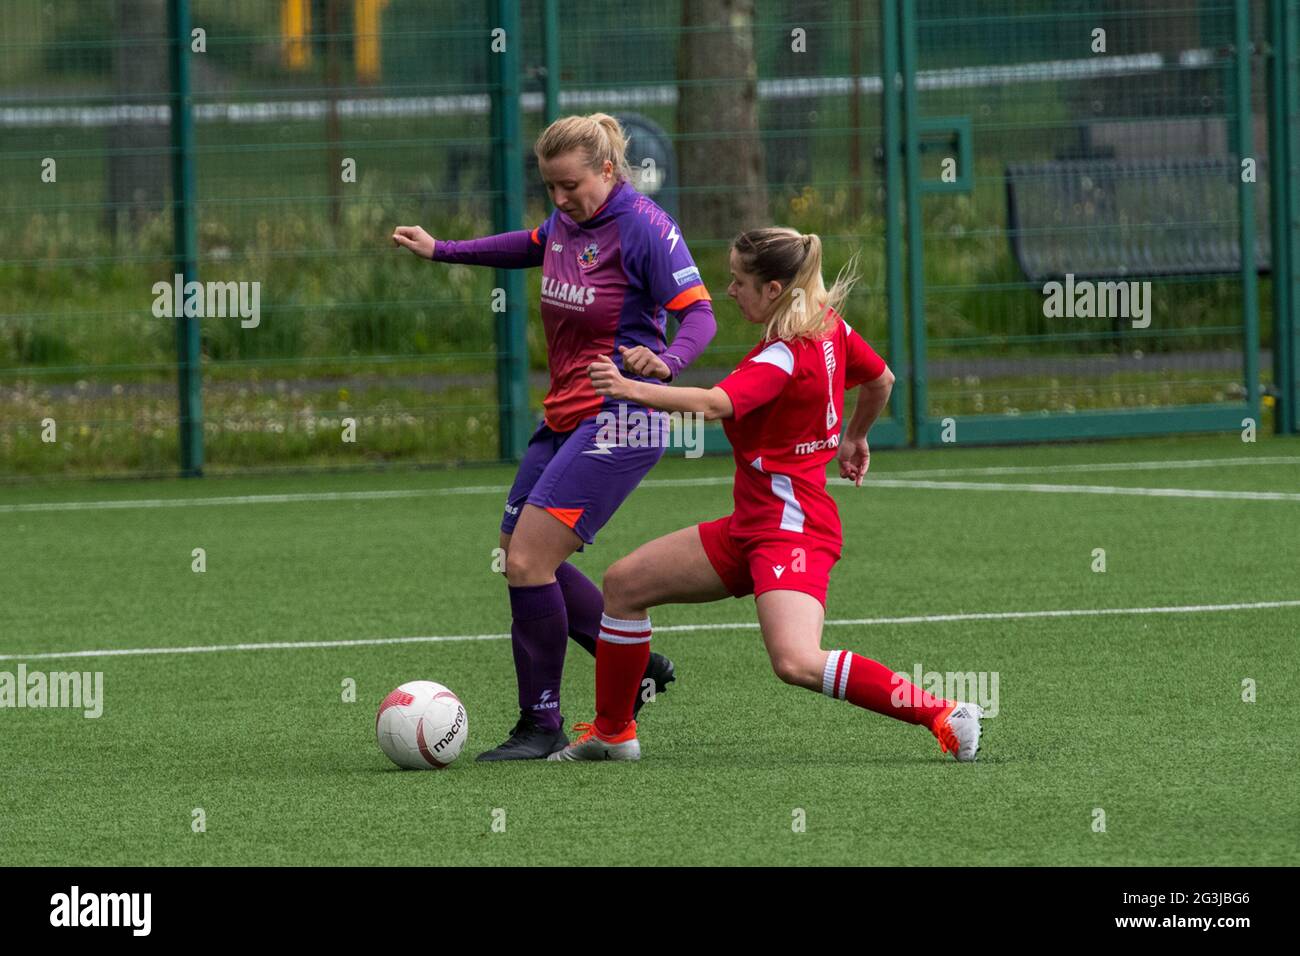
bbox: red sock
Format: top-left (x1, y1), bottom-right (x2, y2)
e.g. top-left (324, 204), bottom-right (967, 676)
top-left (594, 613), bottom-right (652, 737)
top-left (822, 651), bottom-right (951, 729)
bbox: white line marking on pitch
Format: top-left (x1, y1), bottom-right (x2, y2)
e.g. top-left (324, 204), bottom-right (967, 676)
top-left (2, 453), bottom-right (1299, 514)
top-left (5, 599), bottom-right (1298, 662)
top-left (861, 479), bottom-right (1300, 501)
top-left (882, 455), bottom-right (1300, 479)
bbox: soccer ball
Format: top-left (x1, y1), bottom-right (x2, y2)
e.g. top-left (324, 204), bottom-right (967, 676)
top-left (375, 680), bottom-right (468, 769)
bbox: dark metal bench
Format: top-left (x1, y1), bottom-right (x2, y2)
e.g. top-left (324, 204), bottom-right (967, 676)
top-left (1006, 157), bottom-right (1272, 282)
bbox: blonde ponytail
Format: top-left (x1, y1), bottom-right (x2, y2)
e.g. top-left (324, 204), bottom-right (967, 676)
top-left (732, 228), bottom-right (861, 342)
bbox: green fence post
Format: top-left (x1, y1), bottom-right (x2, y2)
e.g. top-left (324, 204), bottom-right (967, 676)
top-left (1235, 0), bottom-right (1262, 422)
top-left (542, 0), bottom-right (560, 125)
top-left (1291, 0), bottom-right (1300, 434)
top-left (168, 0), bottom-right (203, 476)
top-left (1270, 0), bottom-right (1298, 433)
top-left (490, 0), bottom-right (530, 461)
top-left (898, 0), bottom-right (929, 446)
top-left (881, 0), bottom-right (907, 441)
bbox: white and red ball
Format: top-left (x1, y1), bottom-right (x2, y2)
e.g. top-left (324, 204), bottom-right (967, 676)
top-left (375, 680), bottom-right (468, 769)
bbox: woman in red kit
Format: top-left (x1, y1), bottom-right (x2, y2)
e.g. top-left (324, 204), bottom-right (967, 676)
top-left (549, 227), bottom-right (985, 763)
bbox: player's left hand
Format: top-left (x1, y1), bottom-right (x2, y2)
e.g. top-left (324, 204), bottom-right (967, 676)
top-left (588, 354), bottom-right (635, 399)
top-left (618, 345), bottom-right (672, 381)
top-left (837, 437), bottom-right (870, 486)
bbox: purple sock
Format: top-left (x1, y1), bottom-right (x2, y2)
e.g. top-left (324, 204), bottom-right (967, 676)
top-left (555, 562), bottom-right (603, 657)
top-left (508, 582), bottom-right (568, 731)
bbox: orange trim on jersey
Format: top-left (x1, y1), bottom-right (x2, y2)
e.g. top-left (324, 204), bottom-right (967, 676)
top-left (665, 284), bottom-right (712, 312)
top-left (530, 226), bottom-right (541, 245)
top-left (545, 507), bottom-right (585, 530)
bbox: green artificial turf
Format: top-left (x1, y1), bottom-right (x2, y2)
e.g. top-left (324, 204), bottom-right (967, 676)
top-left (1, 434), bottom-right (1298, 865)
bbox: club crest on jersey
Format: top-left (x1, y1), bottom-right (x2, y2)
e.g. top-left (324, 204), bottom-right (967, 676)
top-left (578, 241), bottom-right (600, 270)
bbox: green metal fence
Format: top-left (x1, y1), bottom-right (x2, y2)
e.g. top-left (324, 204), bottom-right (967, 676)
top-left (1, 0), bottom-right (1296, 482)
top-left (2, 0), bottom-right (508, 478)
top-left (897, 0), bottom-right (1262, 446)
top-left (1271, 0), bottom-right (1300, 433)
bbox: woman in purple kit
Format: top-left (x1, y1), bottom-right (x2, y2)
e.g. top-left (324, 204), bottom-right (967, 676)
top-left (393, 113), bottom-right (716, 759)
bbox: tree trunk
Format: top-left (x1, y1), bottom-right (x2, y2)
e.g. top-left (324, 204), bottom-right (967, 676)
top-left (106, 0), bottom-right (169, 237)
top-left (676, 0), bottom-right (768, 237)
top-left (766, 0), bottom-right (828, 190)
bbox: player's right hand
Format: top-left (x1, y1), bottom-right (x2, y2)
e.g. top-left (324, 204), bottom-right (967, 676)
top-left (837, 437), bottom-right (870, 486)
top-left (392, 225), bottom-right (435, 259)
top-left (588, 354), bottom-right (633, 400)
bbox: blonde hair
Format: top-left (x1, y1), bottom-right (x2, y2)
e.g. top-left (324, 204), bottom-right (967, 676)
top-left (533, 112), bottom-right (633, 183)
top-left (732, 228), bottom-right (861, 342)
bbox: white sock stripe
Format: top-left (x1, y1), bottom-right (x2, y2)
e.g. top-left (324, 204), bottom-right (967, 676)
top-left (599, 613), bottom-right (653, 645)
top-left (598, 631), bottom-right (652, 645)
top-left (599, 613), bottom-right (652, 630)
top-left (822, 651), bottom-right (843, 698)
top-left (836, 653), bottom-right (852, 700)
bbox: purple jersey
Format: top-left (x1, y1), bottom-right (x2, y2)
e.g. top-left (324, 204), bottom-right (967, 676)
top-left (528, 180), bottom-right (711, 431)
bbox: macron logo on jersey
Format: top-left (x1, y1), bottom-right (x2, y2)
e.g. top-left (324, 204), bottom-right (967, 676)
top-left (794, 433), bottom-right (841, 455)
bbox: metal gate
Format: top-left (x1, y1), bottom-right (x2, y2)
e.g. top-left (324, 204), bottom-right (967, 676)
top-left (888, 0), bottom-right (1262, 445)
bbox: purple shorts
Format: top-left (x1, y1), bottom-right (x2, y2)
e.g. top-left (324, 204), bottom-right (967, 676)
top-left (501, 411), bottom-right (667, 545)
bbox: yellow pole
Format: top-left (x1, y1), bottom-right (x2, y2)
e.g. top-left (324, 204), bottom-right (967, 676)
top-left (355, 0), bottom-right (389, 85)
top-left (281, 0), bottom-right (312, 71)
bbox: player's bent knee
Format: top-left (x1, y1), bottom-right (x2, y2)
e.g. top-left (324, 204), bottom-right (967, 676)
top-left (771, 654), bottom-right (818, 689)
top-left (602, 556), bottom-right (640, 605)
top-left (770, 656), bottom-right (802, 686)
top-left (504, 547), bottom-right (552, 586)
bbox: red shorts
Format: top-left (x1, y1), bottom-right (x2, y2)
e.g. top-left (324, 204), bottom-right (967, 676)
top-left (697, 514), bottom-right (840, 608)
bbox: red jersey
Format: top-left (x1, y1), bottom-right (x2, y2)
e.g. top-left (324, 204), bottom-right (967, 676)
top-left (714, 309), bottom-right (887, 548)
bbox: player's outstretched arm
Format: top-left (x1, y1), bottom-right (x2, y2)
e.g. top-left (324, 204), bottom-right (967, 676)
top-left (392, 225), bottom-right (436, 258)
top-left (391, 225), bottom-right (544, 268)
top-left (589, 354), bottom-right (734, 420)
top-left (838, 365), bottom-right (895, 486)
